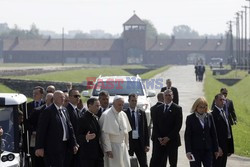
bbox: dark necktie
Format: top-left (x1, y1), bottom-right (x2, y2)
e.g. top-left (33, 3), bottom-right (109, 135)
top-left (165, 104), bottom-right (169, 113)
top-left (131, 110), bottom-right (136, 130)
top-left (58, 109), bottom-right (69, 140)
top-left (75, 108), bottom-right (80, 118)
top-left (221, 109), bottom-right (231, 138)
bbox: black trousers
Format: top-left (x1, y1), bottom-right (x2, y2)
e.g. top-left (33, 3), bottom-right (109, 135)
top-left (44, 142), bottom-right (68, 167)
top-left (213, 140), bottom-right (231, 167)
top-left (150, 143), bottom-right (178, 167)
top-left (190, 150), bottom-right (213, 167)
top-left (79, 157), bottom-right (104, 167)
top-left (129, 139), bottom-right (148, 167)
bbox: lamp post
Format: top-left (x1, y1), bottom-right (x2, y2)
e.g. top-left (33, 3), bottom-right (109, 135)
top-left (227, 21), bottom-right (234, 67)
top-left (235, 12), bottom-right (240, 67)
top-left (242, 6), bottom-right (248, 69)
top-left (246, 0), bottom-right (250, 73)
top-left (240, 11), bottom-right (244, 68)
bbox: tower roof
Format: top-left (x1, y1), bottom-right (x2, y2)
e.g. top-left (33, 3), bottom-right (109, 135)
top-left (123, 14), bottom-right (146, 25)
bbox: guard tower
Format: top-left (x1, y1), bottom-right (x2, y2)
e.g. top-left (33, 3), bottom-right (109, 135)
top-left (123, 13), bottom-right (147, 64)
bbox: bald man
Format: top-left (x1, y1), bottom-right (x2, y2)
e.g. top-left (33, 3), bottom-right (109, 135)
top-left (35, 90), bottom-right (78, 167)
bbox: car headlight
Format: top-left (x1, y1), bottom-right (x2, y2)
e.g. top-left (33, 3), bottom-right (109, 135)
top-left (1, 153), bottom-right (15, 162)
top-left (138, 103), bottom-right (149, 111)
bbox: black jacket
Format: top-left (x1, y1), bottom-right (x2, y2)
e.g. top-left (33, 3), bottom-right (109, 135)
top-left (184, 113), bottom-right (218, 153)
top-left (36, 104), bottom-right (77, 165)
top-left (66, 103), bottom-right (80, 134)
top-left (124, 108), bottom-right (150, 151)
top-left (153, 103), bottom-right (183, 148)
top-left (76, 111), bottom-right (103, 161)
top-left (212, 107), bottom-right (234, 154)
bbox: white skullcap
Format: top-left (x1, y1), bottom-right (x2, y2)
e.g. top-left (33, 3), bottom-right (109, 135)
top-left (113, 95), bottom-right (124, 103)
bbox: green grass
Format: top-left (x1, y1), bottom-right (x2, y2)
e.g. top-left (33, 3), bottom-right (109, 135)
top-left (215, 69), bottom-right (249, 79)
top-left (204, 67), bottom-right (250, 157)
top-left (140, 65), bottom-right (169, 79)
top-left (0, 63), bottom-right (80, 68)
top-left (0, 83), bottom-right (17, 93)
top-left (3, 67), bottom-right (133, 83)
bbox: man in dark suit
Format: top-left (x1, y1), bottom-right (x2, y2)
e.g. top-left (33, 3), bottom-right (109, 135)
top-left (220, 88), bottom-right (237, 125)
top-left (150, 92), bottom-right (164, 127)
top-left (125, 93), bottom-right (150, 167)
top-left (29, 93), bottom-right (53, 167)
top-left (150, 92), bottom-right (164, 165)
top-left (66, 89), bottom-right (81, 134)
top-left (30, 93), bottom-right (53, 135)
top-left (27, 86), bottom-right (45, 117)
top-left (65, 89), bottom-right (82, 167)
top-left (35, 90), bottom-right (78, 167)
top-left (150, 89), bottom-right (183, 167)
top-left (212, 94), bottom-right (234, 167)
top-left (211, 88), bottom-right (237, 126)
top-left (160, 79), bottom-right (179, 104)
top-left (77, 98), bottom-right (104, 167)
top-left (27, 86), bottom-right (45, 167)
top-left (96, 90), bottom-right (110, 118)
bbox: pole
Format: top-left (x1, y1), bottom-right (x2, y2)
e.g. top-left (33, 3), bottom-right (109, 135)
top-left (240, 11), bottom-right (244, 68)
top-left (242, 6), bottom-right (248, 69)
top-left (62, 27), bottom-right (64, 66)
top-left (229, 21), bottom-right (234, 67)
top-left (247, 0), bottom-right (250, 73)
top-left (235, 12), bottom-right (240, 67)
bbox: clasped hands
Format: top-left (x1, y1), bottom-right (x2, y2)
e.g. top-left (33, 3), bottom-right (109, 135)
top-left (158, 137), bottom-right (170, 146)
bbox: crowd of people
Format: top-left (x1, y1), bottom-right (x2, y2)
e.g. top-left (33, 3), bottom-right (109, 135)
top-left (1, 77), bottom-right (237, 167)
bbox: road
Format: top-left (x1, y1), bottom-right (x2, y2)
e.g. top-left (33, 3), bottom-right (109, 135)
top-left (147, 65), bottom-right (250, 167)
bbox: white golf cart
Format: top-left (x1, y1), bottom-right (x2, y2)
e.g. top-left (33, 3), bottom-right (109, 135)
top-left (0, 93), bottom-right (31, 167)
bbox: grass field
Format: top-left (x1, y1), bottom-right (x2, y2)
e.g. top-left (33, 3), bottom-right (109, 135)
top-left (2, 64), bottom-right (166, 82)
top-left (0, 83), bottom-right (17, 93)
top-left (4, 68), bottom-right (132, 82)
top-left (204, 67), bottom-right (250, 157)
top-left (215, 69), bottom-right (249, 79)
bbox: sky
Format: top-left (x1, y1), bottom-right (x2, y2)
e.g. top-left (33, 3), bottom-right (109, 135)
top-left (0, 0), bottom-right (248, 35)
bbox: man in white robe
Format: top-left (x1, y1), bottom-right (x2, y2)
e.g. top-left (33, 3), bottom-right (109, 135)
top-left (99, 95), bottom-right (132, 167)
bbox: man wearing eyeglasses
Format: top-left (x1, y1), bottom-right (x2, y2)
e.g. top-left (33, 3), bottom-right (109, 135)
top-left (65, 89), bottom-right (82, 167)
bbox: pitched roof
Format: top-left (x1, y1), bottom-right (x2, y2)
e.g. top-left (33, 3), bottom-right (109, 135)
top-left (3, 38), bottom-right (229, 52)
top-left (3, 39), bottom-right (123, 51)
top-left (123, 14), bottom-right (146, 25)
top-left (146, 38), bottom-right (227, 51)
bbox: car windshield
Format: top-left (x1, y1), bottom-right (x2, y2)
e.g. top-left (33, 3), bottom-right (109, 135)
top-left (211, 58), bottom-right (222, 65)
top-left (92, 80), bottom-right (145, 96)
top-left (0, 107), bottom-right (14, 152)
